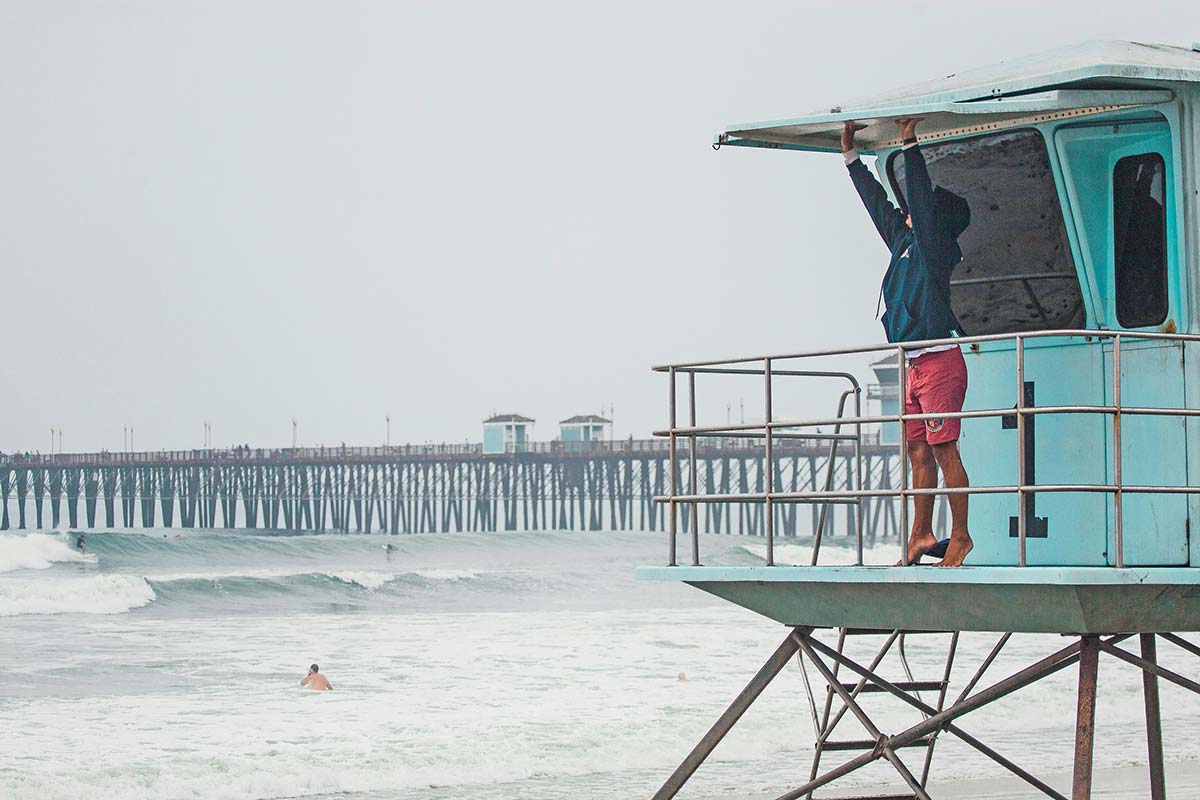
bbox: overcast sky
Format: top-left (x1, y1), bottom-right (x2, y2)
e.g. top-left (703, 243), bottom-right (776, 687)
top-left (0, 1), bottom-right (1194, 453)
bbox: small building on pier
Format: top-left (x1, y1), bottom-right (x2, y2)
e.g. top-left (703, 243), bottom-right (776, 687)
top-left (559, 414), bottom-right (611, 449)
top-left (483, 414), bottom-right (534, 455)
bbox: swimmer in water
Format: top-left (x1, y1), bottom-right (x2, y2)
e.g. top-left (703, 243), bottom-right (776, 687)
top-left (300, 663), bottom-right (333, 691)
top-left (75, 534), bottom-right (85, 553)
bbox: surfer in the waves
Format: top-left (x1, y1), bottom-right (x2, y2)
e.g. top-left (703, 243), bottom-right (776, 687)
top-left (300, 663), bottom-right (333, 691)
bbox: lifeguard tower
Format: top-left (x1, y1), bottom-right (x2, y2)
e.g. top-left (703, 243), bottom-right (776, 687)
top-left (869, 355), bottom-right (901, 445)
top-left (639, 41), bottom-right (1200, 799)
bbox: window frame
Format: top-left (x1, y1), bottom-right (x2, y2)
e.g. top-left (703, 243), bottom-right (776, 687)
top-left (1112, 151), bottom-right (1169, 329)
top-left (883, 127), bottom-right (1087, 336)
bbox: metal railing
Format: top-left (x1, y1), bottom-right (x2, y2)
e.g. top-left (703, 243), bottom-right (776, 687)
top-left (659, 364), bottom-right (865, 567)
top-left (0, 434), bottom-right (888, 470)
top-left (653, 328), bottom-right (1200, 569)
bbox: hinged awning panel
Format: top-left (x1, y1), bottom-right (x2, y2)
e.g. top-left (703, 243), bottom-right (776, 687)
top-left (717, 89), bottom-right (1174, 154)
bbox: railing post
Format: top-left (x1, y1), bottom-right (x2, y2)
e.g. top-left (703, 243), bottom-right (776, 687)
top-left (689, 371), bottom-right (700, 566)
top-left (897, 346), bottom-right (909, 565)
top-left (1113, 335), bottom-right (1124, 568)
top-left (764, 357), bottom-right (774, 567)
top-left (668, 367), bottom-right (678, 567)
top-left (854, 385), bottom-right (864, 566)
top-left (1016, 335), bottom-right (1027, 567)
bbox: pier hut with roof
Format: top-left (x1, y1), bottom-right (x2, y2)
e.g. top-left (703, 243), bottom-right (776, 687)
top-left (559, 414), bottom-right (611, 450)
top-left (482, 413), bottom-right (534, 455)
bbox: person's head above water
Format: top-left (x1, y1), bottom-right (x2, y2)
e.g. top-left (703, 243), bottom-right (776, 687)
top-left (310, 663), bottom-right (319, 673)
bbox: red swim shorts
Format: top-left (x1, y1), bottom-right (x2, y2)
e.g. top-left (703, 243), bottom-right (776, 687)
top-left (904, 347), bottom-right (968, 445)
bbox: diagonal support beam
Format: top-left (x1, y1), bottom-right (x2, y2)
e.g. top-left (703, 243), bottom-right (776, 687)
top-left (812, 633), bottom-right (1129, 750)
top-left (1159, 631), bottom-right (1200, 661)
top-left (804, 634), bottom-right (1073, 800)
top-left (806, 630), bottom-right (903, 800)
top-left (1098, 637), bottom-right (1200, 695)
top-left (651, 628), bottom-right (802, 800)
top-left (794, 632), bottom-right (931, 800)
top-left (816, 630), bottom-right (901, 747)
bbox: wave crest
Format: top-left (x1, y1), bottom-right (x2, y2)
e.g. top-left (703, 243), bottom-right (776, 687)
top-left (0, 533), bottom-right (95, 573)
top-left (0, 574), bottom-right (155, 617)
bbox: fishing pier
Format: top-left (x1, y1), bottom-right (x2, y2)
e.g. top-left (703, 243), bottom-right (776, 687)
top-left (0, 437), bottom-right (903, 536)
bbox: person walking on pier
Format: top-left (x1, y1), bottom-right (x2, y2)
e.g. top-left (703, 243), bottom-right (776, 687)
top-left (842, 118), bottom-right (973, 567)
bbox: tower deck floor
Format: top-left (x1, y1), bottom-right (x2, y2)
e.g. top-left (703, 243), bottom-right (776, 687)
top-left (635, 566), bottom-right (1200, 633)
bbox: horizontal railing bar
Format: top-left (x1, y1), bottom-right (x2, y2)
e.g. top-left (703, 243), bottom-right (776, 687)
top-left (654, 404), bottom-right (1200, 438)
top-left (700, 431), bottom-right (860, 442)
top-left (675, 367), bottom-right (860, 386)
top-left (651, 328), bottom-right (1196, 372)
top-left (655, 484), bottom-right (1200, 503)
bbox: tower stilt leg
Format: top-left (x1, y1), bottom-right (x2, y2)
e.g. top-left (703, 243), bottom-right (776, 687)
top-left (1140, 633), bottom-right (1166, 800)
top-left (1072, 636), bottom-right (1100, 800)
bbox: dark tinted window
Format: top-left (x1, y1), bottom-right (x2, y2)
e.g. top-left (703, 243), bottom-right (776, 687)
top-left (888, 130), bottom-right (1084, 335)
top-left (1113, 153), bottom-right (1168, 328)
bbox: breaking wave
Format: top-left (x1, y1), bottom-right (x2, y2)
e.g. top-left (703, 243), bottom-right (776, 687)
top-left (0, 574), bottom-right (155, 617)
top-left (0, 533), bottom-right (95, 573)
top-left (0, 564), bottom-right (499, 617)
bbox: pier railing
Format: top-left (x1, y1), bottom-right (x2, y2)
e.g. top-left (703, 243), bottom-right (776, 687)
top-left (653, 328), bottom-right (1200, 569)
top-left (0, 435), bottom-right (885, 469)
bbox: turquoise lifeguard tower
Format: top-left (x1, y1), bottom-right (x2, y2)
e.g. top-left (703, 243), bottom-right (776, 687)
top-left (869, 354), bottom-right (901, 445)
top-left (640, 41), bottom-right (1200, 800)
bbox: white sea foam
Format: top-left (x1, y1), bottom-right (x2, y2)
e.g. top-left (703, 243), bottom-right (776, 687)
top-left (145, 567), bottom-right (312, 583)
top-left (0, 533), bottom-right (95, 573)
top-left (328, 570), bottom-right (396, 590)
top-left (411, 567), bottom-right (483, 581)
top-left (142, 568), bottom-right (482, 588)
top-left (0, 574), bottom-right (155, 617)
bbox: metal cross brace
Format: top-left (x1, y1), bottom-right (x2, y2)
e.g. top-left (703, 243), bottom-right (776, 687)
top-left (649, 628), bottom-right (1192, 800)
top-left (777, 630), bottom-right (1097, 800)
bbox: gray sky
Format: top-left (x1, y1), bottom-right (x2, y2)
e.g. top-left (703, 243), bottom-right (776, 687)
top-left (0, 1), bottom-right (1193, 453)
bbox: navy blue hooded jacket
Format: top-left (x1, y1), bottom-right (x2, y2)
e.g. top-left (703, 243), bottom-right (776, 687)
top-left (847, 144), bottom-right (970, 344)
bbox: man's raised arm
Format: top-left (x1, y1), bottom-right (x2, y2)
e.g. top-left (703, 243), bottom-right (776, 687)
top-left (897, 118), bottom-right (946, 262)
top-left (842, 121), bottom-right (908, 250)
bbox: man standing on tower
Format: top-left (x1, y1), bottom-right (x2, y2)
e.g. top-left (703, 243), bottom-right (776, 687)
top-left (842, 118), bottom-right (973, 566)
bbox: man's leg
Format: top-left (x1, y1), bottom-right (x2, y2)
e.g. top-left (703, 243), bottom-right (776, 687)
top-left (902, 439), bottom-right (939, 563)
top-left (911, 348), bottom-right (970, 566)
top-left (930, 442), bottom-right (972, 566)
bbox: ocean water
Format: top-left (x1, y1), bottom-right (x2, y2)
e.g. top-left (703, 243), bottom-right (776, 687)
top-left (2, 529), bottom-right (1199, 800)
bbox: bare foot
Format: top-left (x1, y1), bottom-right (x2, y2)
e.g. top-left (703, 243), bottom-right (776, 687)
top-left (895, 531), bottom-right (938, 566)
top-left (934, 533), bottom-right (973, 567)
